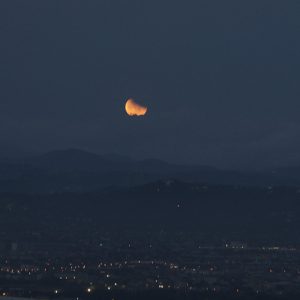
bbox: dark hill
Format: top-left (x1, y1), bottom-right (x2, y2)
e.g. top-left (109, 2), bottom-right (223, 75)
top-left (0, 149), bottom-right (300, 193)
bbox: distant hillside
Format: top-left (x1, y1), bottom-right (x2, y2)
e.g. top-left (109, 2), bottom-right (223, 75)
top-left (0, 149), bottom-right (300, 193)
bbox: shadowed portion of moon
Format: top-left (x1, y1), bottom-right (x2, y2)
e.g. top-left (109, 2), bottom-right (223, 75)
top-left (125, 98), bottom-right (147, 116)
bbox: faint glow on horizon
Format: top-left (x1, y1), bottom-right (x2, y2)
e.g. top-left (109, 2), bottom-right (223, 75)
top-left (125, 98), bottom-right (147, 116)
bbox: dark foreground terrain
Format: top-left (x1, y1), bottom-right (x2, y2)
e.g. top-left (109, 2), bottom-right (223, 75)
top-left (0, 179), bottom-right (300, 299)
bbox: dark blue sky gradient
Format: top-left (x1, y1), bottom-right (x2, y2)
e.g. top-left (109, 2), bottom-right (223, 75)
top-left (0, 1), bottom-right (299, 168)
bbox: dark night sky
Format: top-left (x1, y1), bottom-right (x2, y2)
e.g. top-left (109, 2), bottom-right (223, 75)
top-left (0, 1), bottom-right (299, 168)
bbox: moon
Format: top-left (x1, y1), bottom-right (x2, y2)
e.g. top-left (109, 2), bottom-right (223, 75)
top-left (125, 98), bottom-right (148, 116)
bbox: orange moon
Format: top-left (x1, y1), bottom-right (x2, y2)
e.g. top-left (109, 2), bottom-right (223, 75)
top-left (125, 98), bottom-right (147, 116)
